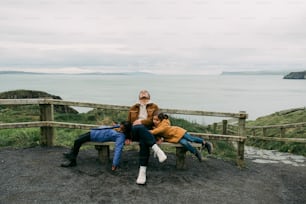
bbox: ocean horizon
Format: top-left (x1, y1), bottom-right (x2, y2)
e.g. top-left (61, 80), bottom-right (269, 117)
top-left (1, 73), bottom-right (305, 124)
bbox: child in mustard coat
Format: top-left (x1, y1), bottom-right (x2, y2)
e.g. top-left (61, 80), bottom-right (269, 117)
top-left (150, 112), bottom-right (213, 161)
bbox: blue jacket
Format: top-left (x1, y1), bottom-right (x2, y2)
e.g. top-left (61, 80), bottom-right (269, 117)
top-left (90, 125), bottom-right (125, 167)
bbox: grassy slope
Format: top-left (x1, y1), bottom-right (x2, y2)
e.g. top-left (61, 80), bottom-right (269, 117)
top-left (245, 108), bottom-right (306, 156)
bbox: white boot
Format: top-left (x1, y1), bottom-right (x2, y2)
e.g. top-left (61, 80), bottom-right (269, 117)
top-left (136, 166), bottom-right (147, 185)
top-left (152, 144), bottom-right (167, 163)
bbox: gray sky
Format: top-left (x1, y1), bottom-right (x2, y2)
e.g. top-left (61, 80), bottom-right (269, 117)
top-left (0, 0), bottom-right (305, 74)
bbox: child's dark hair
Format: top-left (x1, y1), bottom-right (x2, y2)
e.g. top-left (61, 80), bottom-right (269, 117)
top-left (154, 112), bottom-right (169, 121)
top-left (120, 121), bottom-right (132, 136)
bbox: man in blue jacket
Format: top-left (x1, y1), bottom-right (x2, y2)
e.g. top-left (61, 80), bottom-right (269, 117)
top-left (61, 121), bottom-right (131, 171)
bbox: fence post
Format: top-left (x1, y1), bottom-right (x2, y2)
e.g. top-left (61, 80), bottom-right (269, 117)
top-left (262, 128), bottom-right (267, 137)
top-left (280, 127), bottom-right (285, 137)
top-left (237, 111), bottom-right (247, 166)
top-left (40, 103), bottom-right (54, 146)
top-left (252, 128), bottom-right (256, 136)
top-left (213, 123), bottom-right (217, 134)
top-left (222, 120), bottom-right (228, 135)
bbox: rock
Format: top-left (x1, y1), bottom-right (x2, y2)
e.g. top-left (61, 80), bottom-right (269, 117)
top-left (0, 89), bottom-right (78, 114)
top-left (283, 71), bottom-right (306, 79)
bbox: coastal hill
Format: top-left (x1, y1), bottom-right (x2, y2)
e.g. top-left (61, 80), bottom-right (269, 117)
top-left (283, 71), bottom-right (306, 79)
top-left (221, 71), bottom-right (288, 75)
top-left (0, 71), bottom-right (154, 76)
top-left (221, 70), bottom-right (306, 80)
top-left (0, 89), bottom-right (78, 113)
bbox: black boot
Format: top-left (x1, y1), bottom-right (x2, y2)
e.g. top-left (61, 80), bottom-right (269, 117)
top-left (195, 149), bottom-right (202, 162)
top-left (61, 159), bottom-right (77, 167)
top-left (204, 142), bottom-right (213, 154)
top-left (63, 152), bottom-right (74, 160)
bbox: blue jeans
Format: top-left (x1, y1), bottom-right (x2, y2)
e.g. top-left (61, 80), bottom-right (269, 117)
top-left (71, 132), bottom-right (125, 167)
top-left (179, 132), bottom-right (204, 154)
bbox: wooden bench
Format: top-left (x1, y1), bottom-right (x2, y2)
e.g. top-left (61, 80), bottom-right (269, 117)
top-left (85, 141), bottom-right (202, 169)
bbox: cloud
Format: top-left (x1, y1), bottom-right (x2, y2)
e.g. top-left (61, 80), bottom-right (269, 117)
top-left (0, 0), bottom-right (305, 74)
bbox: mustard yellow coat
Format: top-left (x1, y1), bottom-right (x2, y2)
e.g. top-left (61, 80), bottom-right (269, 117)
top-left (151, 119), bottom-right (186, 143)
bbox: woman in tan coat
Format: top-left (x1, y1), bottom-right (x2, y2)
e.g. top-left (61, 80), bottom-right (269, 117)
top-left (150, 112), bottom-right (213, 162)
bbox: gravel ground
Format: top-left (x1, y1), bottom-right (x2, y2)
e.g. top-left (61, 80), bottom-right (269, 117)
top-left (0, 146), bottom-right (305, 204)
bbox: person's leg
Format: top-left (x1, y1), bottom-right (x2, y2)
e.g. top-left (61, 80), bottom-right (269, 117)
top-left (139, 140), bottom-right (150, 166)
top-left (183, 132), bottom-right (213, 154)
top-left (71, 132), bottom-right (91, 157)
top-left (136, 125), bottom-right (166, 164)
top-left (179, 136), bottom-right (202, 162)
top-left (133, 125), bottom-right (150, 184)
top-left (131, 125), bottom-right (141, 142)
top-left (132, 125), bottom-right (154, 166)
top-left (179, 137), bottom-right (197, 154)
top-left (132, 125), bottom-right (155, 146)
top-left (133, 125), bottom-right (166, 184)
top-left (182, 132), bottom-right (204, 144)
top-left (61, 132), bottom-right (91, 167)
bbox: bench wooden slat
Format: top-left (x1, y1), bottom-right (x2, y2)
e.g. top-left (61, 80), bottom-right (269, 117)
top-left (85, 141), bottom-right (202, 148)
top-left (84, 141), bottom-right (202, 169)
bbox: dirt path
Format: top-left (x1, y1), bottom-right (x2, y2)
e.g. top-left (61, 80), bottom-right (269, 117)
top-left (245, 146), bottom-right (305, 167)
top-left (0, 146), bottom-right (305, 204)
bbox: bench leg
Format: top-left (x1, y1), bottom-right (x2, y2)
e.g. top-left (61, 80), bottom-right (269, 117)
top-left (95, 145), bottom-right (110, 164)
top-left (237, 141), bottom-right (245, 167)
top-left (176, 147), bottom-right (187, 169)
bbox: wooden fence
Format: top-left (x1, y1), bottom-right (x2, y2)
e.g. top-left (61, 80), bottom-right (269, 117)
top-left (0, 98), bottom-right (248, 163)
top-left (245, 122), bottom-right (306, 143)
top-left (223, 121), bottom-right (306, 143)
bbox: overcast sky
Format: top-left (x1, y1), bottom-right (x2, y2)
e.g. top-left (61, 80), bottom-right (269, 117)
top-left (0, 0), bottom-right (305, 74)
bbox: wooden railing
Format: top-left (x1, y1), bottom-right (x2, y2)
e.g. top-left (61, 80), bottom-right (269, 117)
top-left (225, 122), bottom-right (306, 143)
top-left (245, 122), bottom-right (306, 143)
top-left (0, 98), bottom-right (248, 163)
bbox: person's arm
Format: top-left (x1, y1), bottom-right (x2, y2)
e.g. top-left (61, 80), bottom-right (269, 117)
top-left (156, 137), bottom-right (163, 144)
top-left (150, 122), bottom-right (166, 135)
top-left (149, 129), bottom-right (163, 144)
top-left (112, 133), bottom-right (126, 167)
top-left (127, 105), bottom-right (140, 125)
top-left (127, 108), bottom-right (132, 123)
top-left (133, 119), bottom-right (142, 125)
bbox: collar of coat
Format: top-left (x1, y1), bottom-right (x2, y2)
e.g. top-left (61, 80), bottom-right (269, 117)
top-left (135, 100), bottom-right (153, 106)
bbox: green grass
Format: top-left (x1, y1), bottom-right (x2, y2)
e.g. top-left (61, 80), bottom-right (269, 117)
top-left (0, 128), bottom-right (40, 147)
top-left (244, 109), bottom-right (306, 156)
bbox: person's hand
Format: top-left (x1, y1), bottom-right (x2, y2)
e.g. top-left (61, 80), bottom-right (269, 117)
top-left (156, 138), bottom-right (163, 144)
top-left (125, 139), bottom-right (131, 145)
top-left (133, 119), bottom-right (142, 126)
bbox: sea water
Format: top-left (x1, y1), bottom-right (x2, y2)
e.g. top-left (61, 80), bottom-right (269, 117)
top-left (0, 74), bottom-right (305, 124)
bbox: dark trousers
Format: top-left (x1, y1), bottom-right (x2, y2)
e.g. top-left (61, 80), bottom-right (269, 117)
top-left (71, 132), bottom-right (91, 158)
top-left (131, 125), bottom-right (156, 166)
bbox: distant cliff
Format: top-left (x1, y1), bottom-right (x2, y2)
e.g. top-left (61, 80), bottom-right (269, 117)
top-left (0, 89), bottom-right (78, 114)
top-left (221, 71), bottom-right (287, 75)
top-left (283, 71), bottom-right (306, 79)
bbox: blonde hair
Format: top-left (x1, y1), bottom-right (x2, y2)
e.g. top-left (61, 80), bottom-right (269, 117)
top-left (138, 90), bottom-right (151, 99)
